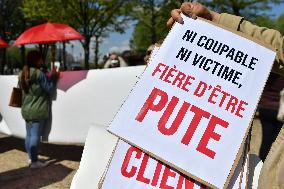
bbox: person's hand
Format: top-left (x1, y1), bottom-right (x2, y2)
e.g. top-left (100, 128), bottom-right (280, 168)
top-left (50, 67), bottom-right (60, 82)
top-left (166, 2), bottom-right (220, 28)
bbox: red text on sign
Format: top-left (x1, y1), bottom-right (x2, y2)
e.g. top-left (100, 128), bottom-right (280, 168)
top-left (135, 87), bottom-right (229, 159)
top-left (121, 146), bottom-right (206, 189)
top-left (151, 63), bottom-right (248, 118)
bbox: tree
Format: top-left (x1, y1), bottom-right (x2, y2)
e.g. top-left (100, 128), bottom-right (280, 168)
top-left (22, 0), bottom-right (75, 70)
top-left (64, 0), bottom-right (132, 69)
top-left (131, 0), bottom-right (284, 51)
top-left (276, 14), bottom-right (284, 34)
top-left (256, 14), bottom-right (284, 35)
top-left (202, 0), bottom-right (284, 20)
top-left (22, 0), bottom-right (132, 69)
top-left (7, 47), bottom-right (21, 72)
top-left (0, 0), bottom-right (25, 74)
top-left (130, 0), bottom-right (181, 50)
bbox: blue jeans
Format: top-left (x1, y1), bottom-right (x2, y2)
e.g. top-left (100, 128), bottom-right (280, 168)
top-left (25, 120), bottom-right (45, 162)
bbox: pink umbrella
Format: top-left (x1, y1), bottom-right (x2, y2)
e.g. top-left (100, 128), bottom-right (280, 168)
top-left (57, 70), bottom-right (89, 92)
top-left (14, 23), bottom-right (84, 45)
top-left (0, 38), bottom-right (8, 48)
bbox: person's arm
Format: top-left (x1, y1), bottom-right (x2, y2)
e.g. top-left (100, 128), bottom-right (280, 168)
top-left (38, 72), bottom-right (56, 93)
top-left (218, 13), bottom-right (284, 75)
top-left (167, 2), bottom-right (284, 75)
top-left (104, 60), bottom-right (111, 68)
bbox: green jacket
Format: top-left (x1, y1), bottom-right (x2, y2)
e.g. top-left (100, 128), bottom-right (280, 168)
top-left (19, 68), bottom-right (55, 121)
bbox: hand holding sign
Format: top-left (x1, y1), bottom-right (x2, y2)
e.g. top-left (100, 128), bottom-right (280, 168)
top-left (167, 2), bottom-right (220, 28)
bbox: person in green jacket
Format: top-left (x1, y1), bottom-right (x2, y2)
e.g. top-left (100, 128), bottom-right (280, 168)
top-left (19, 50), bottom-right (59, 169)
top-left (167, 2), bottom-right (284, 189)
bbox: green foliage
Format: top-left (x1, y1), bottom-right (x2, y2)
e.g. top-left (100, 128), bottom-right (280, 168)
top-left (276, 14), bottom-right (284, 35)
top-left (0, 0), bottom-right (24, 41)
top-left (22, 0), bottom-right (132, 69)
top-left (0, 0), bottom-right (27, 74)
top-left (6, 47), bottom-right (41, 69)
top-left (7, 47), bottom-right (21, 69)
top-left (22, 0), bottom-right (54, 22)
top-left (131, 0), bottom-right (284, 51)
top-left (22, 0), bottom-right (69, 24)
top-left (201, 0), bottom-right (284, 20)
top-left (255, 16), bottom-right (277, 29)
top-left (61, 0), bottom-right (132, 36)
top-left (254, 13), bottom-right (284, 35)
top-left (63, 0), bottom-right (132, 68)
top-left (130, 0), bottom-right (181, 50)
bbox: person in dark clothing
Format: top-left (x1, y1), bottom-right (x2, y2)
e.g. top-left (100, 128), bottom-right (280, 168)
top-left (256, 73), bottom-right (284, 161)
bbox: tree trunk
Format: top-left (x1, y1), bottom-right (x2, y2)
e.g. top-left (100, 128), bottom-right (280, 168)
top-left (58, 45), bottom-right (62, 66)
top-left (20, 45), bottom-right (26, 66)
top-left (0, 49), bottom-right (3, 74)
top-left (94, 35), bottom-right (99, 69)
top-left (150, 0), bottom-right (157, 44)
top-left (84, 37), bottom-right (90, 70)
top-left (7, 50), bottom-right (13, 74)
top-left (1, 49), bottom-right (6, 74)
top-left (62, 42), bottom-right (67, 70)
top-left (51, 43), bottom-right (56, 69)
top-left (39, 44), bottom-right (49, 62)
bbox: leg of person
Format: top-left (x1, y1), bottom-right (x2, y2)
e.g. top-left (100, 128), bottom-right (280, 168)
top-left (25, 121), bottom-right (32, 163)
top-left (28, 120), bottom-right (49, 168)
top-left (258, 125), bottom-right (284, 189)
top-left (28, 121), bottom-right (42, 162)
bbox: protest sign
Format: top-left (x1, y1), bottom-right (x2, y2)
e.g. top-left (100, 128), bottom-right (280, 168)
top-left (108, 14), bottom-right (275, 188)
top-left (70, 124), bottom-right (118, 189)
top-left (70, 126), bottom-right (257, 189)
top-left (101, 140), bottom-right (207, 189)
top-left (100, 140), bottom-right (250, 189)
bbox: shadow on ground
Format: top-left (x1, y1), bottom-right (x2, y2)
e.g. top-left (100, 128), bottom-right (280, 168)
top-left (0, 135), bottom-right (83, 161)
top-left (0, 163), bottom-right (73, 189)
top-left (0, 134), bottom-right (83, 189)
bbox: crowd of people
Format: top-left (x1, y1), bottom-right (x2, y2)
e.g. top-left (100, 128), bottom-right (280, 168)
top-left (15, 1), bottom-right (284, 188)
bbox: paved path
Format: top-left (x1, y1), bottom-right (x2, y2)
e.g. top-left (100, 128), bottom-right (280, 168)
top-left (0, 133), bottom-right (83, 189)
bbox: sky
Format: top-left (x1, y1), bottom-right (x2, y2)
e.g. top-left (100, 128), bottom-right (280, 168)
top-left (66, 3), bottom-right (284, 62)
top-left (66, 24), bottom-right (134, 62)
top-left (272, 2), bottom-right (284, 17)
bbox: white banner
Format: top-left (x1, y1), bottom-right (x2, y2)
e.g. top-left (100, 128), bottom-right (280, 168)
top-left (108, 15), bottom-right (275, 188)
top-left (0, 66), bottom-right (144, 143)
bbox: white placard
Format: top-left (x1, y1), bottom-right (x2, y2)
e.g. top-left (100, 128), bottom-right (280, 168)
top-left (101, 140), bottom-right (207, 189)
top-left (101, 140), bottom-right (251, 189)
top-left (70, 124), bottom-right (118, 189)
top-left (108, 15), bottom-right (275, 188)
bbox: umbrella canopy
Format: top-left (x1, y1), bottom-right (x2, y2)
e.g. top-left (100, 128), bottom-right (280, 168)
top-left (14, 23), bottom-right (84, 45)
top-left (0, 38), bottom-right (8, 48)
top-left (57, 70), bottom-right (88, 92)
